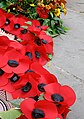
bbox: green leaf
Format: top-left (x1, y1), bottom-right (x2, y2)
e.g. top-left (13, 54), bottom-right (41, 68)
top-left (50, 12), bottom-right (54, 18)
top-left (21, 26), bottom-right (28, 29)
top-left (9, 98), bottom-right (24, 108)
top-left (54, 17), bottom-right (60, 21)
top-left (48, 54), bottom-right (53, 60)
top-left (38, 93), bottom-right (45, 100)
top-left (0, 109), bottom-right (22, 119)
top-left (25, 21), bottom-right (32, 26)
top-left (42, 19), bottom-right (49, 25)
top-left (51, 20), bottom-right (55, 28)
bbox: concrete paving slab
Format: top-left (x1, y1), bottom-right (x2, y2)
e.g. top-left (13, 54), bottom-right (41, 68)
top-left (45, 1), bottom-right (84, 119)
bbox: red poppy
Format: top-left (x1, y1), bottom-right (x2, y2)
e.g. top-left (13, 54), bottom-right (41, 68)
top-left (25, 41), bottom-right (49, 65)
top-left (2, 12), bottom-right (15, 32)
top-left (0, 55), bottom-right (8, 68)
top-left (11, 74), bottom-right (39, 98)
top-left (44, 82), bottom-right (76, 107)
top-left (0, 36), bottom-right (11, 50)
top-left (0, 68), bottom-right (13, 87)
top-left (2, 49), bottom-right (30, 74)
top-left (30, 62), bottom-right (58, 94)
top-left (31, 19), bottom-right (48, 30)
top-left (20, 98), bottom-right (58, 119)
top-left (9, 16), bottom-right (27, 35)
top-left (36, 6), bottom-right (49, 19)
top-left (26, 30), bottom-right (53, 54)
top-left (38, 31), bottom-right (53, 53)
top-left (0, 14), bottom-right (6, 27)
top-left (0, 9), bottom-right (6, 27)
top-left (1, 73), bottom-right (22, 92)
top-left (9, 41), bottom-right (26, 55)
top-left (18, 30), bottom-right (35, 45)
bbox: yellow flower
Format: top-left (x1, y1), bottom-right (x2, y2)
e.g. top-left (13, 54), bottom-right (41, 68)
top-left (41, 3), bottom-right (44, 7)
top-left (8, 9), bottom-right (10, 13)
top-left (37, 2), bottom-right (41, 6)
top-left (45, 5), bottom-right (51, 10)
top-left (61, 3), bottom-right (65, 9)
top-left (13, 7), bottom-right (16, 10)
top-left (64, 8), bottom-right (67, 15)
top-left (41, 0), bottom-right (43, 3)
top-left (30, 4), bottom-right (35, 7)
top-left (54, 8), bottom-right (60, 17)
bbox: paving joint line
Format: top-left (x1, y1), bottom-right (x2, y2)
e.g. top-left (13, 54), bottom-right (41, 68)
top-left (55, 65), bottom-right (84, 84)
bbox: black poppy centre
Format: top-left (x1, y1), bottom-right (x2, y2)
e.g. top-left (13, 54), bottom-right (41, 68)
top-left (32, 108), bottom-right (45, 118)
top-left (34, 39), bottom-right (41, 46)
top-left (10, 73), bottom-right (20, 82)
top-left (5, 18), bottom-right (10, 25)
top-left (21, 29), bottom-right (28, 34)
top-left (38, 83), bottom-right (46, 92)
top-left (25, 52), bottom-right (32, 60)
top-left (42, 39), bottom-right (48, 44)
top-left (35, 51), bottom-right (41, 58)
top-left (21, 82), bottom-right (32, 92)
top-left (51, 94), bottom-right (64, 102)
top-left (0, 69), bottom-right (4, 76)
top-left (8, 60), bottom-right (19, 67)
top-left (14, 23), bottom-right (20, 29)
top-left (25, 69), bottom-right (34, 74)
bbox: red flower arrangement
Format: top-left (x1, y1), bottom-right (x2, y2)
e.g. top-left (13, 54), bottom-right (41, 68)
top-left (0, 8), bottom-right (53, 65)
top-left (0, 8), bottom-right (76, 119)
top-left (20, 98), bottom-right (58, 119)
top-left (36, 6), bottom-right (50, 19)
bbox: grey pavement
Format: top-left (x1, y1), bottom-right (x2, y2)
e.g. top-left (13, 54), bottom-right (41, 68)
top-left (45, 0), bottom-right (84, 119)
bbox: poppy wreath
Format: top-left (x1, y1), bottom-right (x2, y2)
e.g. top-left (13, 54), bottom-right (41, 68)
top-left (0, 7), bottom-right (76, 119)
top-left (0, 8), bottom-right (53, 66)
top-left (0, 0), bottom-right (67, 37)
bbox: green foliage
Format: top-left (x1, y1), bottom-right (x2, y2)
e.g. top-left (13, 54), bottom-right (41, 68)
top-left (9, 98), bottom-right (23, 108)
top-left (0, 0), bottom-right (68, 37)
top-left (0, 108), bottom-right (22, 119)
top-left (38, 93), bottom-right (45, 100)
top-left (48, 54), bottom-right (53, 60)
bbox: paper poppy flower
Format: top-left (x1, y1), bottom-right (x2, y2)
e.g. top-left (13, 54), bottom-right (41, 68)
top-left (0, 68), bottom-right (13, 87)
top-left (44, 82), bottom-right (76, 107)
top-left (29, 62), bottom-right (58, 93)
top-left (0, 36), bottom-right (11, 50)
top-left (25, 41), bottom-right (50, 65)
top-left (0, 8), bottom-right (7, 27)
top-left (0, 73), bottom-right (22, 93)
top-left (9, 16), bottom-right (27, 35)
top-left (31, 19), bottom-right (48, 31)
top-left (11, 74), bottom-right (39, 99)
top-left (29, 31), bottom-right (53, 54)
top-left (0, 55), bottom-right (8, 68)
top-left (9, 41), bottom-right (26, 55)
top-left (0, 13), bottom-right (6, 27)
top-left (2, 12), bottom-right (15, 32)
top-left (20, 98), bottom-right (58, 119)
top-left (1, 49), bottom-right (30, 74)
top-left (36, 6), bottom-right (49, 19)
top-left (38, 31), bottom-right (53, 53)
top-left (18, 30), bottom-right (35, 45)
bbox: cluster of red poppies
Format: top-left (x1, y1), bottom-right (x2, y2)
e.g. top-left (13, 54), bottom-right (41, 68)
top-left (0, 8), bottom-right (53, 65)
top-left (0, 8), bottom-right (76, 119)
